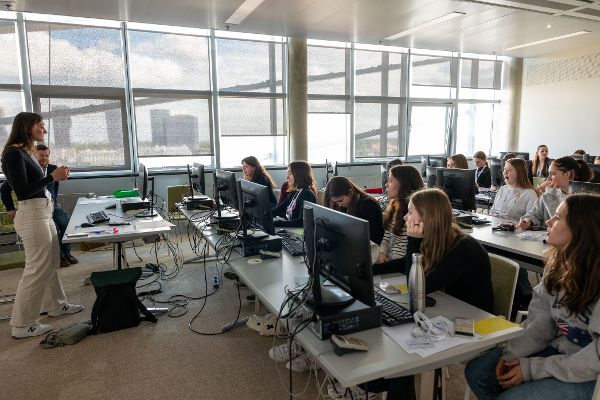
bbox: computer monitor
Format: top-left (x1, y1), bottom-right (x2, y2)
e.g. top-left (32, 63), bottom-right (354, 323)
top-left (420, 155), bottom-right (429, 178)
top-left (425, 166), bottom-right (444, 188)
top-left (191, 163), bottom-right (206, 195)
top-left (429, 156), bottom-right (448, 168)
top-left (569, 181), bottom-right (600, 194)
top-left (587, 155), bottom-right (598, 164)
top-left (489, 158), bottom-right (503, 187)
top-left (303, 203), bottom-right (375, 309)
top-left (440, 168), bottom-right (477, 211)
top-left (572, 153), bottom-right (586, 161)
top-left (213, 169), bottom-right (239, 219)
top-left (236, 179), bottom-right (275, 239)
top-left (499, 151), bottom-right (529, 160)
top-left (588, 163), bottom-right (600, 184)
top-left (139, 163), bottom-right (149, 201)
top-left (136, 176), bottom-right (158, 218)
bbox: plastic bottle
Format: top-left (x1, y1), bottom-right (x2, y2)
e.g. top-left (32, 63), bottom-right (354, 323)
top-left (408, 253), bottom-right (425, 313)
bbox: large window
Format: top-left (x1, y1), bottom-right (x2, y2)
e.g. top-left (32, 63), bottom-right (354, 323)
top-left (26, 19), bottom-right (128, 170)
top-left (0, 16), bottom-right (23, 148)
top-left (410, 54), bottom-right (456, 99)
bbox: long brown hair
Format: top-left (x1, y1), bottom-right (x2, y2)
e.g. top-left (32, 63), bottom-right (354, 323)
top-left (532, 144), bottom-right (548, 177)
top-left (552, 156), bottom-right (594, 182)
top-left (410, 189), bottom-right (465, 273)
top-left (473, 151), bottom-right (488, 167)
top-left (3, 112), bottom-right (43, 155)
top-left (544, 193), bottom-right (600, 316)
top-left (506, 158), bottom-right (536, 191)
top-left (448, 154), bottom-right (469, 169)
top-left (324, 176), bottom-right (377, 216)
top-left (288, 161), bottom-right (314, 191)
top-left (384, 165), bottom-right (424, 235)
top-left (241, 156), bottom-right (276, 188)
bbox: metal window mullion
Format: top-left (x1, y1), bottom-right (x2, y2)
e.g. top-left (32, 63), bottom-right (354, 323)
top-left (348, 44), bottom-right (354, 162)
top-left (121, 21), bottom-right (136, 172)
top-left (16, 13), bottom-right (33, 111)
top-left (209, 31), bottom-right (221, 168)
top-left (404, 50), bottom-right (412, 159)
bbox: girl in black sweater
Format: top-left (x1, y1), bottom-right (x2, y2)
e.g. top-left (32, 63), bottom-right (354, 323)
top-left (474, 150), bottom-right (491, 188)
top-left (272, 161), bottom-right (316, 228)
top-left (241, 156), bottom-right (277, 207)
top-left (323, 176), bottom-right (384, 245)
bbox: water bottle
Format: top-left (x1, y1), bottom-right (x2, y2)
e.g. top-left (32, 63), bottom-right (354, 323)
top-left (408, 253), bottom-right (425, 313)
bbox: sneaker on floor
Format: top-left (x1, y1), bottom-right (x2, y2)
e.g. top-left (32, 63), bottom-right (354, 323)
top-left (59, 256), bottom-right (71, 268)
top-left (326, 381), bottom-right (377, 400)
top-left (64, 254), bottom-right (79, 264)
top-left (286, 351), bottom-right (319, 373)
top-left (246, 313), bottom-right (271, 333)
top-left (81, 277), bottom-right (91, 285)
top-left (269, 339), bottom-right (304, 363)
top-left (47, 304), bottom-right (84, 317)
top-left (246, 294), bottom-right (256, 302)
top-left (12, 323), bottom-right (52, 339)
top-left (259, 314), bottom-right (289, 337)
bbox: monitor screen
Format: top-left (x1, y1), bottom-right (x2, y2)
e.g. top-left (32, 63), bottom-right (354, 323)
top-left (420, 155), bottom-right (429, 178)
top-left (303, 203), bottom-right (374, 308)
top-left (489, 158), bottom-right (503, 187)
top-left (191, 163), bottom-right (206, 195)
top-left (213, 169), bottom-right (239, 219)
top-left (499, 151), bottom-right (529, 161)
top-left (425, 166), bottom-right (444, 188)
top-left (139, 163), bottom-right (149, 200)
top-left (429, 156), bottom-right (448, 168)
top-left (237, 179), bottom-right (275, 236)
top-left (569, 180), bottom-right (600, 194)
top-left (440, 168), bottom-right (477, 211)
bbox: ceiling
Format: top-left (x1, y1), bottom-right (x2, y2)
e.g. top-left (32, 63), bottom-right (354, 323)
top-left (7, 0), bottom-right (600, 57)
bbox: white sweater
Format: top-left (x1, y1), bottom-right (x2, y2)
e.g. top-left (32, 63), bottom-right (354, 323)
top-left (490, 185), bottom-right (539, 221)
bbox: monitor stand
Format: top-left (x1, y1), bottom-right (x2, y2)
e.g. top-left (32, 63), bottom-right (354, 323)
top-left (136, 177), bottom-right (158, 218)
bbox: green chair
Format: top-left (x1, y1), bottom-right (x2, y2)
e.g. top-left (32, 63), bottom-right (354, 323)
top-left (166, 185), bottom-right (191, 220)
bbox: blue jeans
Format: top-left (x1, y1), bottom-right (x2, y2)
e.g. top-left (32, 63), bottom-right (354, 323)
top-left (465, 347), bottom-right (596, 400)
top-left (52, 206), bottom-right (71, 257)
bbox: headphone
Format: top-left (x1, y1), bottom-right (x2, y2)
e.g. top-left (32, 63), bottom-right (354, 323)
top-left (411, 311), bottom-right (452, 340)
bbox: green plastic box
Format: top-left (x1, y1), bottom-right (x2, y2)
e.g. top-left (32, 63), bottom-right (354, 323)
top-left (113, 189), bottom-right (140, 198)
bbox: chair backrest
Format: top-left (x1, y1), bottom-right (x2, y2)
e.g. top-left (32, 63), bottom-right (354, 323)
top-left (316, 189), bottom-right (325, 206)
top-left (489, 253), bottom-right (520, 319)
top-left (166, 185), bottom-right (191, 214)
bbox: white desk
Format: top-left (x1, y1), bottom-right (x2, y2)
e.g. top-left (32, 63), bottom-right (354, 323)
top-left (63, 196), bottom-right (173, 268)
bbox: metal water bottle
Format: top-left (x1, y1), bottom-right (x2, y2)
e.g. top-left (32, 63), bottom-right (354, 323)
top-left (408, 253), bottom-right (425, 313)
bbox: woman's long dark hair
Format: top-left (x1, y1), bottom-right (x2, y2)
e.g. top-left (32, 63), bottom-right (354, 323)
top-left (532, 144), bottom-right (548, 177)
top-left (384, 165), bottom-right (424, 235)
top-left (324, 176), bottom-right (377, 216)
top-left (241, 156), bottom-right (276, 188)
top-left (288, 161), bottom-right (314, 191)
top-left (3, 112), bottom-right (43, 155)
top-left (544, 194), bottom-right (600, 316)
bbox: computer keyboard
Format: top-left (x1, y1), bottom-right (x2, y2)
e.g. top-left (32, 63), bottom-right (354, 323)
top-left (279, 232), bottom-right (305, 256)
top-left (86, 210), bottom-right (110, 224)
top-left (374, 292), bottom-right (414, 327)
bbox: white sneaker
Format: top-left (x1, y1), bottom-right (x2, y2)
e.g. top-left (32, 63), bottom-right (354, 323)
top-left (269, 339), bottom-right (304, 363)
top-left (326, 380), bottom-right (377, 400)
top-left (286, 351), bottom-right (319, 372)
top-left (246, 313), bottom-right (271, 333)
top-left (47, 304), bottom-right (84, 317)
top-left (12, 323), bottom-right (52, 339)
top-left (259, 314), bottom-right (289, 337)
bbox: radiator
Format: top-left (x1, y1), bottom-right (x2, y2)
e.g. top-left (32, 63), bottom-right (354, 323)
top-left (345, 175), bottom-right (382, 189)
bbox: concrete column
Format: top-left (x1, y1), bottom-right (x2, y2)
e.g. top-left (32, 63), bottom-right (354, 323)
top-left (288, 37), bottom-right (308, 161)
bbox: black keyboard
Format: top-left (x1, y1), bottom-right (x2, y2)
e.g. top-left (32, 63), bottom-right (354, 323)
top-left (86, 211), bottom-right (110, 224)
top-left (279, 233), bottom-right (305, 256)
top-left (374, 292), bottom-right (414, 327)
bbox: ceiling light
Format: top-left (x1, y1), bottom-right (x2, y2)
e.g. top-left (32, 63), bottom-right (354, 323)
top-left (504, 30), bottom-right (590, 51)
top-left (384, 12), bottom-right (465, 41)
top-left (225, 0), bottom-right (266, 25)
top-left (546, 24), bottom-right (552, 28)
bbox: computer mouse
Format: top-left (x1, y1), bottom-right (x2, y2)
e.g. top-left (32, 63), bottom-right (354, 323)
top-left (80, 222), bottom-right (94, 228)
top-left (425, 296), bottom-right (437, 307)
top-left (105, 203), bottom-right (117, 210)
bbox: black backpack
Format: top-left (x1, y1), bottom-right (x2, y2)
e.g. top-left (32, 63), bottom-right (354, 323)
top-left (90, 267), bottom-right (157, 334)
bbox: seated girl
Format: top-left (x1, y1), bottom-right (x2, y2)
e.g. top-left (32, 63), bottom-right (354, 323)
top-left (272, 161), bottom-right (316, 228)
top-left (490, 158), bottom-right (538, 221)
top-left (466, 193), bottom-right (600, 400)
top-left (324, 176), bottom-right (384, 245)
top-left (447, 153), bottom-right (469, 169)
top-left (241, 156), bottom-right (277, 207)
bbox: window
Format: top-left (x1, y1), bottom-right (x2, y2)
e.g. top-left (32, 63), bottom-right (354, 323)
top-left (460, 59), bottom-right (501, 100)
top-left (355, 50), bottom-right (403, 97)
top-left (308, 100), bottom-right (350, 163)
top-left (411, 54), bottom-right (456, 99)
top-left (0, 90), bottom-right (22, 146)
top-left (26, 20), bottom-right (128, 170)
top-left (455, 103), bottom-right (494, 156)
top-left (0, 17), bottom-right (23, 147)
top-left (407, 104), bottom-right (451, 155)
top-left (355, 102), bottom-right (401, 158)
top-left (308, 45), bottom-right (347, 95)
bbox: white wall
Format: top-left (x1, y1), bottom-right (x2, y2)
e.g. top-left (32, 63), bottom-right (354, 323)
top-left (518, 44), bottom-right (600, 158)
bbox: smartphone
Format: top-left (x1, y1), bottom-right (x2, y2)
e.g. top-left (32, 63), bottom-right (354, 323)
top-left (454, 317), bottom-right (475, 336)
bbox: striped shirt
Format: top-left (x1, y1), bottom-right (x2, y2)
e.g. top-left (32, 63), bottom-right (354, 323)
top-left (379, 225), bottom-right (408, 260)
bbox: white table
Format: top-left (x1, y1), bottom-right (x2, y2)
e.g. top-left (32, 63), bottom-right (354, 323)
top-left (63, 196), bottom-right (173, 268)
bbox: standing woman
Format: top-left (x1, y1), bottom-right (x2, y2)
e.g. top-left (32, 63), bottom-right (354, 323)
top-left (531, 144), bottom-right (550, 179)
top-left (375, 165), bottom-right (424, 267)
top-left (241, 156), bottom-right (277, 207)
top-left (473, 151), bottom-right (491, 188)
top-left (324, 176), bottom-right (384, 245)
top-left (466, 193), bottom-right (600, 399)
top-left (272, 161), bottom-right (316, 228)
top-left (518, 156), bottom-right (593, 229)
top-left (1, 112), bottom-right (82, 339)
top-left (490, 158), bottom-right (538, 221)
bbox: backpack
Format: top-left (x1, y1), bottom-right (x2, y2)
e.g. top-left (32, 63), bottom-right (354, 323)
top-left (90, 267), bottom-right (157, 334)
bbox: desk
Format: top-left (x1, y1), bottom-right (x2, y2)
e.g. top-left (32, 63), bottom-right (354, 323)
top-left (466, 212), bottom-right (547, 274)
top-left (63, 197), bottom-right (173, 268)
top-left (179, 205), bottom-right (523, 389)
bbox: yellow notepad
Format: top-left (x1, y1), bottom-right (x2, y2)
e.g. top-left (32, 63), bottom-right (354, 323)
top-left (392, 283), bottom-right (409, 293)
top-left (475, 316), bottom-right (519, 335)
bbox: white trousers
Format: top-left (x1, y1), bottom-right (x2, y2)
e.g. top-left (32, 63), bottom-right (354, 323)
top-left (11, 197), bottom-right (67, 327)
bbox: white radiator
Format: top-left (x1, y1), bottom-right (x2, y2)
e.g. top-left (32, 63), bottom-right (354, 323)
top-left (345, 175), bottom-right (382, 189)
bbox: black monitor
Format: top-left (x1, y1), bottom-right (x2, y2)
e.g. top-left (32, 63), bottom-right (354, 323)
top-left (569, 181), bottom-right (600, 194)
top-left (429, 156), bottom-right (448, 168)
top-left (213, 169), bottom-right (239, 219)
top-left (499, 151), bottom-right (529, 160)
top-left (420, 155), bottom-right (429, 178)
top-left (489, 158), bottom-right (503, 187)
top-left (236, 179), bottom-right (275, 239)
top-left (426, 166), bottom-right (444, 188)
top-left (191, 163), bottom-right (206, 195)
top-left (588, 163), bottom-right (600, 184)
top-left (303, 203), bottom-right (375, 309)
top-left (587, 155), bottom-right (598, 164)
top-left (139, 163), bottom-right (149, 201)
top-left (572, 153), bottom-right (586, 161)
top-left (136, 176), bottom-right (158, 218)
top-left (440, 168), bottom-right (477, 211)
